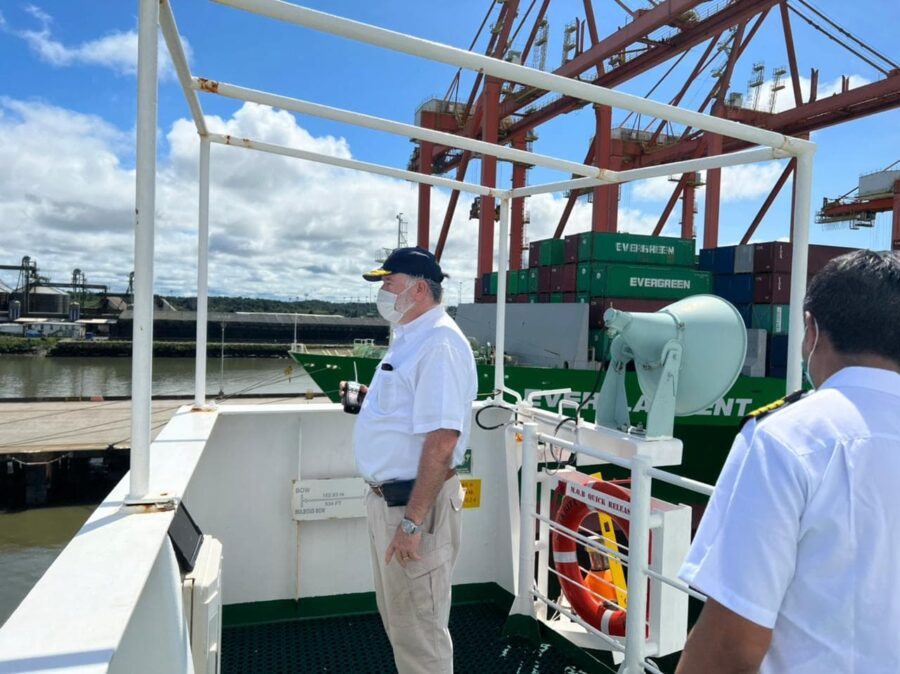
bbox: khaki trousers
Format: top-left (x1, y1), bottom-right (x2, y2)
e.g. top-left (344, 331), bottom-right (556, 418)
top-left (366, 476), bottom-right (465, 674)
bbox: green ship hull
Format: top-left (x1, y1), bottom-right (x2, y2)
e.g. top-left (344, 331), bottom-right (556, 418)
top-left (290, 352), bottom-right (788, 490)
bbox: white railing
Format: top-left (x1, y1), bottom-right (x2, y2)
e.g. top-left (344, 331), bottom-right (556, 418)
top-left (509, 416), bottom-right (712, 674)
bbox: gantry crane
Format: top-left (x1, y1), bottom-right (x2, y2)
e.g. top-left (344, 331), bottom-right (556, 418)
top-left (409, 0), bottom-right (900, 279)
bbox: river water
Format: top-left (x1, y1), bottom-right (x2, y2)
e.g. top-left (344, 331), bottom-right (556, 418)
top-left (0, 353), bottom-right (325, 626)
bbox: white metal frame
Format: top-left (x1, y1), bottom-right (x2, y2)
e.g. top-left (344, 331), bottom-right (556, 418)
top-left (135, 0), bottom-right (814, 566)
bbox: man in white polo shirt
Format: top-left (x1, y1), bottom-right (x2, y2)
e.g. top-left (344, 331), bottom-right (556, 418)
top-left (342, 247), bottom-right (476, 674)
top-left (676, 250), bottom-right (900, 673)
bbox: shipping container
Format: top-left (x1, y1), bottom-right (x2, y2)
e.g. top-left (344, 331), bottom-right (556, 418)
top-left (588, 297), bottom-right (670, 328)
top-left (550, 293), bottom-right (564, 303)
top-left (576, 293), bottom-right (590, 304)
top-left (549, 265), bottom-right (565, 292)
top-left (562, 263), bottom-right (577, 292)
top-left (518, 269), bottom-right (529, 293)
top-left (714, 273), bottom-right (754, 304)
top-left (539, 267), bottom-right (552, 293)
top-left (577, 262), bottom-right (592, 292)
top-left (564, 234), bottom-right (580, 263)
top-left (584, 232), bottom-right (694, 266)
top-left (527, 294), bottom-right (539, 303)
top-left (767, 334), bottom-right (789, 378)
top-left (752, 304), bottom-right (790, 334)
top-left (474, 277), bottom-right (484, 301)
top-left (753, 272), bottom-right (791, 304)
top-left (698, 248), bottom-right (716, 272)
top-left (808, 244), bottom-right (855, 275)
top-left (590, 264), bottom-right (712, 300)
top-left (589, 329), bottom-right (610, 360)
top-left (753, 241), bottom-right (792, 273)
top-left (538, 293), bottom-right (550, 303)
top-left (527, 267), bottom-right (540, 293)
top-left (539, 239), bottom-right (565, 266)
top-left (563, 293), bottom-right (576, 303)
top-left (710, 246), bottom-right (736, 274)
top-left (507, 270), bottom-right (520, 294)
top-left (528, 240), bottom-right (541, 268)
top-left (734, 244), bottom-right (755, 273)
top-left (489, 271), bottom-right (498, 295)
top-left (735, 303), bottom-right (752, 328)
top-left (578, 232), bottom-right (593, 262)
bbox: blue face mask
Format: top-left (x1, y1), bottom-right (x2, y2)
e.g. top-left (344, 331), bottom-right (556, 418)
top-left (802, 317), bottom-right (820, 389)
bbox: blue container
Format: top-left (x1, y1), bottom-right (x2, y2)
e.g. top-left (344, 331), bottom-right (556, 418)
top-left (767, 334), bottom-right (789, 374)
top-left (711, 246), bottom-right (737, 274)
top-left (699, 248), bottom-right (717, 272)
top-left (735, 303), bottom-right (752, 328)
top-left (714, 273), bottom-right (754, 305)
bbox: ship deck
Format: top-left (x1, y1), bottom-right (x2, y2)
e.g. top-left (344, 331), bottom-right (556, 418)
top-left (222, 601), bottom-right (600, 673)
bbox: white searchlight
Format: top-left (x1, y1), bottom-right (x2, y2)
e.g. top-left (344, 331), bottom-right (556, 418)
top-left (596, 295), bottom-right (747, 439)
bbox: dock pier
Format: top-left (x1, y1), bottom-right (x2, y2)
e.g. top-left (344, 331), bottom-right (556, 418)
top-left (0, 394), bottom-right (325, 508)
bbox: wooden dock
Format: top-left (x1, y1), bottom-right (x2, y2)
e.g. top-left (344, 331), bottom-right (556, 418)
top-left (0, 395), bottom-right (323, 456)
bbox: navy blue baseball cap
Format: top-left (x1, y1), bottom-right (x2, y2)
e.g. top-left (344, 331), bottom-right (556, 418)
top-left (363, 246), bottom-right (446, 283)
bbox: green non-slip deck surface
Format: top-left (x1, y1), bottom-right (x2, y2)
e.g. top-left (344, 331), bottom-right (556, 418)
top-left (222, 603), bottom-right (590, 673)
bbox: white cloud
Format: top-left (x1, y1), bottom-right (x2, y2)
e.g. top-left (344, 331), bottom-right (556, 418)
top-left (0, 99), bottom-right (488, 302)
top-left (6, 5), bottom-right (189, 80)
top-left (631, 161), bottom-right (785, 203)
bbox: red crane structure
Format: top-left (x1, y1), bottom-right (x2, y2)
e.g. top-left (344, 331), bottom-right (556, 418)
top-left (409, 0), bottom-right (900, 278)
top-left (816, 164), bottom-right (900, 248)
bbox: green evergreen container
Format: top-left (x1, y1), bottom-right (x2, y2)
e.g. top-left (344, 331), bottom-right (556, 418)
top-left (518, 269), bottom-right (529, 292)
top-left (489, 272), bottom-right (498, 295)
top-left (527, 294), bottom-right (539, 303)
top-left (577, 262), bottom-right (592, 292)
top-left (589, 264), bottom-right (711, 299)
top-left (540, 239), bottom-right (565, 266)
top-left (507, 270), bottom-right (520, 294)
top-left (527, 267), bottom-right (540, 293)
top-left (576, 293), bottom-right (590, 304)
top-left (578, 233), bottom-right (594, 261)
top-left (550, 292), bottom-right (564, 303)
top-left (589, 329), bottom-right (609, 359)
top-left (584, 232), bottom-right (694, 266)
top-left (752, 304), bottom-right (790, 334)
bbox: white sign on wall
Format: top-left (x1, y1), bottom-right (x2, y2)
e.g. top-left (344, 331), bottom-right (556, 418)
top-left (291, 477), bottom-right (367, 521)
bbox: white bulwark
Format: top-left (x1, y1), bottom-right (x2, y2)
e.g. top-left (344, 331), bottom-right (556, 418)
top-left (292, 477), bottom-right (367, 520)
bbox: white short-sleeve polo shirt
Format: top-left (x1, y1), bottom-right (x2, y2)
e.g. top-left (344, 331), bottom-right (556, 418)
top-left (353, 305), bottom-right (477, 483)
top-left (680, 367), bottom-right (900, 673)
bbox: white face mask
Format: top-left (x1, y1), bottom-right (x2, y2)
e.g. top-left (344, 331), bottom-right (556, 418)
top-left (376, 280), bottom-right (416, 324)
top-left (802, 317), bottom-right (820, 389)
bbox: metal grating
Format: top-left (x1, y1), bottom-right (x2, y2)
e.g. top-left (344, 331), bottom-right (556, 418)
top-left (222, 603), bottom-right (591, 673)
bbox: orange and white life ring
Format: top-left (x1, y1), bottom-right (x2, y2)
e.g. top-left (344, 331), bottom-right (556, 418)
top-left (551, 475), bottom-right (631, 636)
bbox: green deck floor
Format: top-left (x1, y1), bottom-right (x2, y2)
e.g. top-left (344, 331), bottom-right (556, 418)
top-left (222, 602), bottom-right (598, 673)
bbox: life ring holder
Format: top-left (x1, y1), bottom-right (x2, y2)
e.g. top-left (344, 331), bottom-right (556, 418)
top-left (551, 476), bottom-right (640, 637)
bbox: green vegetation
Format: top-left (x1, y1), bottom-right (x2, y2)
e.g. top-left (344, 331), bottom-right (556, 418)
top-left (161, 295), bottom-right (381, 318)
top-left (0, 336), bottom-right (58, 354)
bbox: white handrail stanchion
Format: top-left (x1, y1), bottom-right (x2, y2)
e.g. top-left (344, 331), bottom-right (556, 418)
top-left (194, 137), bottom-right (211, 408)
top-left (494, 197), bottom-right (510, 397)
top-left (621, 454), bottom-right (653, 673)
top-left (510, 422), bottom-right (539, 620)
top-left (785, 149), bottom-right (816, 393)
top-left (127, 0), bottom-right (159, 502)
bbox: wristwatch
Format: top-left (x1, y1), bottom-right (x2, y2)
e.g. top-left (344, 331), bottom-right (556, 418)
top-left (400, 517), bottom-right (420, 535)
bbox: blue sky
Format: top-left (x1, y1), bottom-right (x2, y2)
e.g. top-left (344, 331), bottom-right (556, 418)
top-left (1, 0), bottom-right (898, 302)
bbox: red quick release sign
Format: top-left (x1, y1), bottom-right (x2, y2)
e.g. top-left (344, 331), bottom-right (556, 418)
top-left (565, 481), bottom-right (631, 517)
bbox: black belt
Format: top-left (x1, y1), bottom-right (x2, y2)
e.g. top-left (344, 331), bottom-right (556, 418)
top-left (368, 469), bottom-right (456, 507)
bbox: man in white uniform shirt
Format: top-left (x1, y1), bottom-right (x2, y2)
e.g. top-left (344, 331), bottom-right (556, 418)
top-left (676, 250), bottom-right (900, 673)
top-left (341, 247), bottom-right (477, 674)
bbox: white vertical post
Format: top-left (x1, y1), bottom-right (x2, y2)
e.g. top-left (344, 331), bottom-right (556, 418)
top-left (128, 0), bottom-right (159, 501)
top-left (510, 421), bottom-right (538, 617)
top-left (494, 197), bottom-right (510, 396)
top-left (785, 150), bottom-right (815, 393)
top-left (621, 454), bottom-right (653, 674)
top-left (194, 138), bottom-right (211, 407)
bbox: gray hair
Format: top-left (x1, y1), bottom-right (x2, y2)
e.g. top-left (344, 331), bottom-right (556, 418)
top-left (407, 275), bottom-right (443, 303)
